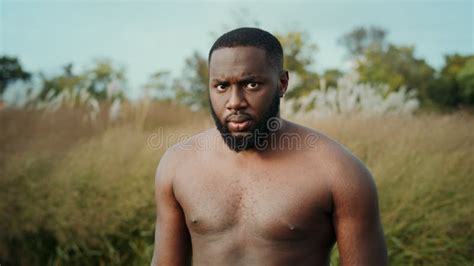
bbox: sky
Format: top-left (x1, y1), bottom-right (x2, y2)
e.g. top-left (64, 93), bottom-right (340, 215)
top-left (1, 0), bottom-right (473, 98)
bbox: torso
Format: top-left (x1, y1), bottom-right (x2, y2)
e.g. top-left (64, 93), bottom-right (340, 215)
top-left (172, 123), bottom-right (338, 266)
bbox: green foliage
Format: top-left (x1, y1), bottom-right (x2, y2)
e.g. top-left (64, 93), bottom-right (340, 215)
top-left (276, 31), bottom-right (319, 98)
top-left (142, 71), bottom-right (174, 100)
top-left (39, 59), bottom-right (126, 101)
top-left (426, 77), bottom-right (458, 107)
top-left (321, 68), bottom-right (344, 88)
top-left (85, 59), bottom-right (126, 100)
top-left (31, 61), bottom-right (127, 123)
top-left (441, 54), bottom-right (473, 78)
top-left (0, 55), bottom-right (31, 96)
top-left (456, 59), bottom-right (474, 104)
top-left (38, 64), bottom-right (82, 100)
top-left (338, 25), bottom-right (386, 57)
top-left (174, 52), bottom-right (209, 110)
top-left (427, 54), bottom-right (474, 108)
top-left (339, 26), bottom-right (435, 105)
top-left (358, 44), bottom-right (435, 94)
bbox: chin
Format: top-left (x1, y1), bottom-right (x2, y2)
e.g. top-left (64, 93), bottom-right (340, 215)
top-left (230, 131), bottom-right (252, 137)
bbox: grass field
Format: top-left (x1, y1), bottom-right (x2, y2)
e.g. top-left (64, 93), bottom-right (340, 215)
top-left (0, 103), bottom-right (472, 265)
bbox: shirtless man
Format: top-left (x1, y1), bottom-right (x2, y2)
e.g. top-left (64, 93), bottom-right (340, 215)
top-left (151, 27), bottom-right (388, 266)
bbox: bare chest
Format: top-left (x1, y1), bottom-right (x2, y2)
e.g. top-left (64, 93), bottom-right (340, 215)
top-left (173, 165), bottom-right (333, 241)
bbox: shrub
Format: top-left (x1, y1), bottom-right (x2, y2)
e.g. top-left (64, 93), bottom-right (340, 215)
top-left (282, 73), bottom-right (419, 118)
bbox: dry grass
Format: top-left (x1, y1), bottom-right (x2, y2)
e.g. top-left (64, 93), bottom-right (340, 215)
top-left (0, 104), bottom-right (472, 265)
top-left (305, 113), bottom-right (474, 265)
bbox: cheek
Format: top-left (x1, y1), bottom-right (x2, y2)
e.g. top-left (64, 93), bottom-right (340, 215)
top-left (209, 93), bottom-right (227, 120)
top-left (209, 93), bottom-right (223, 110)
top-left (248, 96), bottom-right (268, 112)
top-left (248, 89), bottom-right (277, 112)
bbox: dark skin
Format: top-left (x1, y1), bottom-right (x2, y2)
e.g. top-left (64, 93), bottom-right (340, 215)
top-left (151, 47), bottom-right (388, 266)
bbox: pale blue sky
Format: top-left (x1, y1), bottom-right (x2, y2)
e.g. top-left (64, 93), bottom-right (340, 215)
top-left (1, 0), bottom-right (473, 98)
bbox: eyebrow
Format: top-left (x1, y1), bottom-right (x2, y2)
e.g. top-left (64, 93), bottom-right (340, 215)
top-left (210, 75), bottom-right (263, 84)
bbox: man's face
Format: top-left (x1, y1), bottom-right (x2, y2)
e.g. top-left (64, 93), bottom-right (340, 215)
top-left (208, 46), bottom-right (287, 152)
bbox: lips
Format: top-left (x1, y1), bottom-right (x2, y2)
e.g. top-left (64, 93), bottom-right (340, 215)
top-left (227, 116), bottom-right (253, 132)
top-left (228, 120), bottom-right (252, 132)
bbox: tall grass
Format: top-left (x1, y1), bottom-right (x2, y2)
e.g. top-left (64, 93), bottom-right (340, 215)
top-left (0, 103), bottom-right (209, 265)
top-left (308, 113), bottom-right (474, 265)
top-left (1, 104), bottom-right (472, 265)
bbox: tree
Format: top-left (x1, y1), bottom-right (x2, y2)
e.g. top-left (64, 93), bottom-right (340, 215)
top-left (339, 26), bottom-right (435, 100)
top-left (174, 52), bottom-right (209, 110)
top-left (338, 26), bottom-right (386, 57)
top-left (142, 71), bottom-right (173, 100)
top-left (84, 59), bottom-right (126, 100)
top-left (456, 59), bottom-right (474, 105)
top-left (357, 44), bottom-right (435, 94)
top-left (0, 56), bottom-right (31, 97)
top-left (38, 59), bottom-right (126, 101)
top-left (275, 31), bottom-right (319, 99)
top-left (321, 69), bottom-right (344, 88)
top-left (427, 54), bottom-right (474, 108)
top-left (39, 63), bottom-right (82, 100)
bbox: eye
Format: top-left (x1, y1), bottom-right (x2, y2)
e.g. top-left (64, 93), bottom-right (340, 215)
top-left (215, 84), bottom-right (227, 92)
top-left (246, 82), bottom-right (259, 90)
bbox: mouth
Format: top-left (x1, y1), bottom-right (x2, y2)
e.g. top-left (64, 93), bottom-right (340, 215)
top-left (228, 120), bottom-right (252, 132)
top-left (226, 116), bottom-right (253, 132)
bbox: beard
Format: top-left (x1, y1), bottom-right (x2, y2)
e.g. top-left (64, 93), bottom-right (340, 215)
top-left (210, 91), bottom-right (281, 153)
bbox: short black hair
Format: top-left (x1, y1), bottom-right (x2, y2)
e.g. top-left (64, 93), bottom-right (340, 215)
top-left (208, 27), bottom-right (284, 71)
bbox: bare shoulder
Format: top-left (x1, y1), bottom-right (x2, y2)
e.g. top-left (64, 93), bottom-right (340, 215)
top-left (309, 127), bottom-right (378, 217)
top-left (325, 140), bottom-right (375, 198)
top-left (155, 128), bottom-right (218, 182)
top-left (286, 120), bottom-right (376, 194)
top-left (291, 122), bottom-right (389, 264)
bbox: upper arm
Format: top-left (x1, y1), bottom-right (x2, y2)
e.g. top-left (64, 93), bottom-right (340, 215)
top-left (151, 148), bottom-right (191, 266)
top-left (331, 151), bottom-right (388, 266)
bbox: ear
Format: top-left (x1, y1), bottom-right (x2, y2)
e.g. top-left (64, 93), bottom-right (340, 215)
top-left (278, 70), bottom-right (289, 98)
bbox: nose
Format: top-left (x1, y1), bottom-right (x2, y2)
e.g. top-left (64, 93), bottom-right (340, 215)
top-left (226, 87), bottom-right (248, 110)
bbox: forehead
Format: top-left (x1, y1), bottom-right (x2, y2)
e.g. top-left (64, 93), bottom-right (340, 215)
top-left (209, 46), bottom-right (273, 79)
